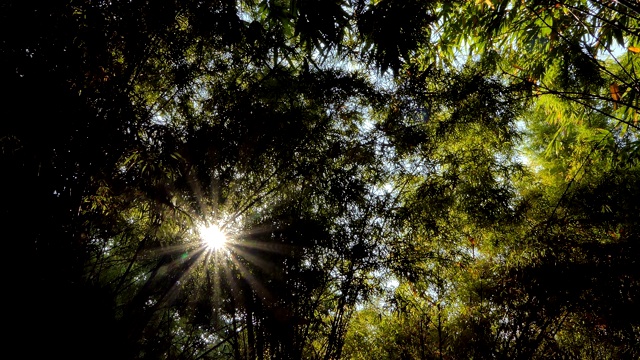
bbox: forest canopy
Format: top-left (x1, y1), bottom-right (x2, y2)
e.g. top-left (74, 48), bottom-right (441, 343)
top-left (1, 0), bottom-right (639, 359)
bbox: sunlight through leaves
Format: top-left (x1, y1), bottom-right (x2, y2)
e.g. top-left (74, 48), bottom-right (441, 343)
top-left (197, 223), bottom-right (228, 251)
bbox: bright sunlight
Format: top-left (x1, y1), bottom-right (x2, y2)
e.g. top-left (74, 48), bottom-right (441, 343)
top-left (198, 223), bottom-right (228, 251)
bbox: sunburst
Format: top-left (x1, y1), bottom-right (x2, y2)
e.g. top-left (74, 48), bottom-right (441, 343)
top-left (197, 223), bottom-right (228, 251)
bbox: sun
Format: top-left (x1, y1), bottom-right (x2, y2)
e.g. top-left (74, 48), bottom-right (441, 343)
top-left (197, 223), bottom-right (228, 250)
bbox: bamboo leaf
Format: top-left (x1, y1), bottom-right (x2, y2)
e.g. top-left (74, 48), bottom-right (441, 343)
top-left (610, 83), bottom-right (621, 109)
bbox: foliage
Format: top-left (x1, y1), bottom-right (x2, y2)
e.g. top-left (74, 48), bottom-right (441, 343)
top-left (2, 1), bottom-right (639, 359)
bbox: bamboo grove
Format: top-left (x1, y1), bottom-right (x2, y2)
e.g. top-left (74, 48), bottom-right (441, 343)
top-left (1, 1), bottom-right (639, 359)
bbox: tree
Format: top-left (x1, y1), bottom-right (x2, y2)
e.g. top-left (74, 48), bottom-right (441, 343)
top-left (343, 1), bottom-right (640, 359)
top-left (1, 1), bottom-right (395, 358)
top-left (3, 1), bottom-right (639, 359)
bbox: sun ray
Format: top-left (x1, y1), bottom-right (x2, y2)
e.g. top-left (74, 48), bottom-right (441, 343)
top-left (143, 242), bottom-right (194, 258)
top-left (232, 239), bottom-right (293, 254)
top-left (228, 252), bottom-right (274, 302)
top-left (229, 246), bottom-right (278, 273)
